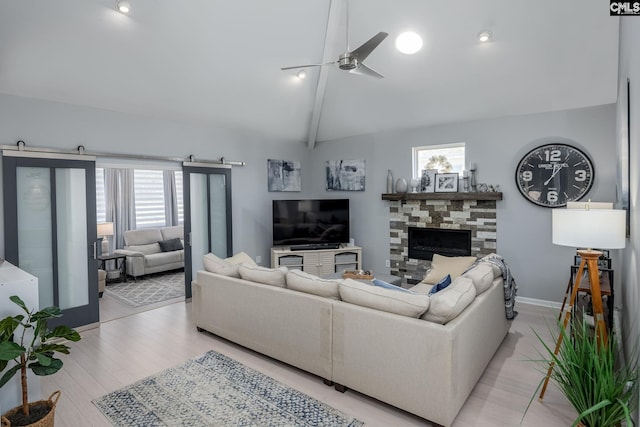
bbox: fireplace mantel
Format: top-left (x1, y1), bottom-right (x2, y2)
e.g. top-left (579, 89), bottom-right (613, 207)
top-left (381, 192), bottom-right (502, 201)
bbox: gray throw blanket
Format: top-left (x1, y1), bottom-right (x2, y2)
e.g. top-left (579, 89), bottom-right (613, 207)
top-left (468, 254), bottom-right (518, 320)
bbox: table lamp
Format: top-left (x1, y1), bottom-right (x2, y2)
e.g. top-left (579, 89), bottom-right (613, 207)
top-left (539, 201), bottom-right (626, 400)
top-left (97, 222), bottom-right (114, 256)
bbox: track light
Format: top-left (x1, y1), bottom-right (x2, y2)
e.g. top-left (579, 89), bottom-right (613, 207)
top-left (296, 69), bottom-right (307, 79)
top-left (116, 0), bottom-right (131, 13)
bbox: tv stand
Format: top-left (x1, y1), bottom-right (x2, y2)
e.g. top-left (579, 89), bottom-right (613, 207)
top-left (290, 243), bottom-right (341, 251)
top-left (271, 245), bottom-right (362, 276)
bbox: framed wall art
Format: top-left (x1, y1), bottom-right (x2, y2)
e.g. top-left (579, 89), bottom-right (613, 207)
top-left (267, 159), bottom-right (301, 192)
top-left (326, 159), bottom-right (365, 191)
top-left (434, 173), bottom-right (459, 192)
top-left (420, 169), bottom-right (437, 192)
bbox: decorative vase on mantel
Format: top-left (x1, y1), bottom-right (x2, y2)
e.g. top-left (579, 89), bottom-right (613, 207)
top-left (386, 170), bottom-right (394, 193)
top-left (395, 178), bottom-right (408, 193)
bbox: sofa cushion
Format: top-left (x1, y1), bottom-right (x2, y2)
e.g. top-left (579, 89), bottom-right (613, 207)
top-left (158, 237), bottom-right (184, 252)
top-left (421, 276), bottom-right (476, 324)
top-left (226, 251), bottom-right (257, 267)
top-left (145, 250), bottom-right (182, 267)
top-left (339, 278), bottom-right (430, 318)
top-left (428, 274), bottom-right (452, 295)
top-left (203, 253), bottom-right (240, 277)
top-left (462, 263), bottom-right (495, 295)
top-left (286, 270), bottom-right (340, 299)
top-left (422, 254), bottom-right (477, 285)
top-left (124, 228), bottom-right (164, 246)
top-left (371, 278), bottom-right (415, 293)
top-left (239, 265), bottom-right (288, 288)
top-left (160, 225), bottom-right (184, 241)
top-left (127, 243), bottom-right (161, 255)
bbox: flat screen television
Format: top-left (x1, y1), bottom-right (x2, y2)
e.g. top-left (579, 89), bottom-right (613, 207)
top-left (272, 199), bottom-right (349, 248)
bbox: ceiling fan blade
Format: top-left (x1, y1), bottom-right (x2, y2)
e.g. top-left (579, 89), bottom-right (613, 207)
top-left (350, 32), bottom-right (388, 62)
top-left (281, 61), bottom-right (336, 71)
top-left (349, 62), bottom-right (384, 79)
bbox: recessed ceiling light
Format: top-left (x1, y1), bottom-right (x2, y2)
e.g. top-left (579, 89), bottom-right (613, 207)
top-left (296, 69), bottom-right (307, 79)
top-left (477, 30), bottom-right (492, 43)
top-left (116, 0), bottom-right (131, 14)
top-left (395, 32), bottom-right (423, 55)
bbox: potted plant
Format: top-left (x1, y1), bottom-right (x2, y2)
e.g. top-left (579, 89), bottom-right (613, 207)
top-left (527, 318), bottom-right (638, 427)
top-left (0, 295), bottom-right (81, 426)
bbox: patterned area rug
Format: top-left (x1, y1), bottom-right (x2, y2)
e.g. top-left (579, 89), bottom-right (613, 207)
top-left (94, 350), bottom-right (364, 427)
top-left (104, 271), bottom-right (184, 307)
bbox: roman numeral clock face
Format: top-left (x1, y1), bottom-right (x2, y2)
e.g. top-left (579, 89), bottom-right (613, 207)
top-left (515, 144), bottom-right (594, 207)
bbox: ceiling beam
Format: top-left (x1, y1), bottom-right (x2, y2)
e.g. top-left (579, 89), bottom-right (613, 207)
top-left (307, 0), bottom-right (343, 149)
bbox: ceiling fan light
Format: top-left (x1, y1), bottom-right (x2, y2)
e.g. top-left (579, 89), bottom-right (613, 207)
top-left (395, 32), bottom-right (422, 55)
top-left (478, 30), bottom-right (492, 43)
top-left (116, 0), bottom-right (131, 13)
top-left (296, 69), bottom-right (307, 79)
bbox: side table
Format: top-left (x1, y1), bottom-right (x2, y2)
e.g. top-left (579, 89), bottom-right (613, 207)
top-left (97, 254), bottom-right (127, 283)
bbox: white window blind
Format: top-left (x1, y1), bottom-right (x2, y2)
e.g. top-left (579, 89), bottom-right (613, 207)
top-left (134, 169), bottom-right (166, 228)
top-left (174, 171), bottom-right (184, 225)
top-left (96, 168), bottom-right (106, 223)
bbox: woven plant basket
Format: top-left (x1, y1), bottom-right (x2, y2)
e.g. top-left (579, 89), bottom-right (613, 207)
top-left (1, 391), bottom-right (60, 427)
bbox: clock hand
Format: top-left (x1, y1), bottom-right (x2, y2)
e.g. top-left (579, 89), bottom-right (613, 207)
top-left (544, 164), bottom-right (563, 186)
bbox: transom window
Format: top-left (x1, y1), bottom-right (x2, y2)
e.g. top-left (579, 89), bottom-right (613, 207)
top-left (412, 143), bottom-right (466, 178)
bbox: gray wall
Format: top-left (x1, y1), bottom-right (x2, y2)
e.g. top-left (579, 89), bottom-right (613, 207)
top-left (617, 18), bottom-right (640, 366)
top-left (0, 93), bottom-right (312, 266)
top-left (310, 104), bottom-right (617, 302)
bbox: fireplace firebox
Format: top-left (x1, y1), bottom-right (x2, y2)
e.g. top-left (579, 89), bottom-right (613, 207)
top-left (408, 227), bottom-right (472, 260)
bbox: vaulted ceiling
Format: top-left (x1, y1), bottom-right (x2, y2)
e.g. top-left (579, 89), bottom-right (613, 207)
top-left (0, 0), bottom-right (619, 147)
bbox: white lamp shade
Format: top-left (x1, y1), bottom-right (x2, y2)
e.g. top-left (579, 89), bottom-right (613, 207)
top-left (552, 208), bottom-right (626, 249)
top-left (97, 222), bottom-right (114, 237)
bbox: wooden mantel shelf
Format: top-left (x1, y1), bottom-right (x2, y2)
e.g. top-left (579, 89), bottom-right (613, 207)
top-left (381, 192), bottom-right (503, 201)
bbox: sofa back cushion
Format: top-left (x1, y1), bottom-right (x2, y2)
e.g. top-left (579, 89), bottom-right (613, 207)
top-left (286, 270), bottom-right (340, 300)
top-left (127, 243), bottom-right (162, 255)
top-left (339, 278), bottom-right (430, 318)
top-left (239, 265), bottom-right (288, 288)
top-left (124, 228), bottom-right (163, 246)
top-left (462, 263), bottom-right (496, 295)
top-left (160, 225), bottom-right (184, 241)
top-left (420, 276), bottom-right (476, 324)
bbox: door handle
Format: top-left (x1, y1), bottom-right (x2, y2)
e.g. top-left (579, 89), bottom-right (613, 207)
top-left (92, 241), bottom-right (97, 260)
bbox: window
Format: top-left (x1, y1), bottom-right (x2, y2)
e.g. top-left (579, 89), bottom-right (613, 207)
top-left (413, 143), bottom-right (466, 178)
top-left (134, 169), bottom-right (166, 228)
top-left (96, 168), bottom-right (106, 223)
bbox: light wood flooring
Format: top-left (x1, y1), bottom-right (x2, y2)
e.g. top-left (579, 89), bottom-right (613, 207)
top-left (40, 301), bottom-right (577, 427)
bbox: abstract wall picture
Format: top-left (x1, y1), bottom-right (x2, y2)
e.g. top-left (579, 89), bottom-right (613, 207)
top-left (268, 159), bottom-right (301, 192)
top-left (326, 159), bottom-right (365, 191)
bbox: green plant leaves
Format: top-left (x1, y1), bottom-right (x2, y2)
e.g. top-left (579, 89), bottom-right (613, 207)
top-left (29, 358), bottom-right (63, 376)
top-left (0, 364), bottom-right (21, 388)
top-left (0, 341), bottom-right (25, 361)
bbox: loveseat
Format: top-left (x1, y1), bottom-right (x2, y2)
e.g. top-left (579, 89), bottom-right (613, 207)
top-left (114, 225), bottom-right (184, 279)
top-left (192, 253), bottom-right (510, 426)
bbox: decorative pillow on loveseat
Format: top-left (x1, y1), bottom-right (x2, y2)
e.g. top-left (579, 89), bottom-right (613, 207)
top-left (239, 265), bottom-right (288, 288)
top-left (339, 278), bottom-right (430, 318)
top-left (158, 237), bottom-right (184, 252)
top-left (202, 252), bottom-right (257, 277)
top-left (286, 270), bottom-right (340, 299)
top-left (420, 276), bottom-right (476, 324)
top-left (428, 274), bottom-right (451, 295)
top-left (421, 254), bottom-right (477, 285)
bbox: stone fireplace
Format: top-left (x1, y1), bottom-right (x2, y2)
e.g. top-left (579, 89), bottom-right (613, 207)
top-left (383, 193), bottom-right (501, 284)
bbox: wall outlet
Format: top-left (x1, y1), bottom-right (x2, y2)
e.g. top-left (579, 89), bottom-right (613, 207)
top-left (385, 259), bottom-right (390, 268)
top-left (255, 255), bottom-right (262, 265)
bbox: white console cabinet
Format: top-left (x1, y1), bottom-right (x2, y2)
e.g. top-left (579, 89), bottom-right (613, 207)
top-left (271, 246), bottom-right (362, 276)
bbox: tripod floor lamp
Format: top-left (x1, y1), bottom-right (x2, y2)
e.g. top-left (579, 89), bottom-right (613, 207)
top-left (539, 202), bottom-right (626, 401)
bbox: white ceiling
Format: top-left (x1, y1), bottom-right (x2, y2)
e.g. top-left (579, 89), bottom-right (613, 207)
top-left (0, 0), bottom-right (619, 146)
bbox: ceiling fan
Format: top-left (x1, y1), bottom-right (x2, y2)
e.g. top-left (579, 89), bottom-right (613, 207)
top-left (281, 1), bottom-right (388, 79)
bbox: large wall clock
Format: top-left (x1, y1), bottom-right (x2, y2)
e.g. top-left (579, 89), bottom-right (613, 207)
top-left (515, 143), bottom-right (594, 207)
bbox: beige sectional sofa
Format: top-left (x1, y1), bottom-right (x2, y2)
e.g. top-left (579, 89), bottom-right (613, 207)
top-left (114, 225), bottom-right (184, 279)
top-left (192, 257), bottom-right (510, 427)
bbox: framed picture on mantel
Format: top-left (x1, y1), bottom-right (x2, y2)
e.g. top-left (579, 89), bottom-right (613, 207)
top-left (435, 173), bottom-right (459, 192)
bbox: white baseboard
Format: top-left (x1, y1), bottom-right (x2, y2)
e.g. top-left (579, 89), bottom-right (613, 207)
top-left (516, 296), bottom-right (562, 310)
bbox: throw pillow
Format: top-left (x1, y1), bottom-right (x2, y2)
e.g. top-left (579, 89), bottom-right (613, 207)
top-left (421, 254), bottom-right (477, 285)
top-left (226, 251), bottom-right (257, 267)
top-left (239, 265), bottom-right (288, 288)
top-left (158, 237), bottom-right (184, 252)
top-left (202, 253), bottom-right (240, 277)
top-left (286, 270), bottom-right (340, 299)
top-left (371, 278), bottom-right (416, 294)
top-left (428, 274), bottom-right (451, 295)
top-left (339, 278), bottom-right (430, 318)
top-left (421, 276), bottom-right (476, 324)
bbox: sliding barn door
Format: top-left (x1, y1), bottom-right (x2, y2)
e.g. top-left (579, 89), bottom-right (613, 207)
top-left (182, 164), bottom-right (232, 298)
top-left (3, 152), bottom-right (99, 328)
